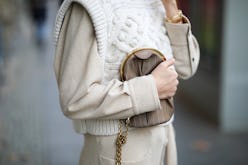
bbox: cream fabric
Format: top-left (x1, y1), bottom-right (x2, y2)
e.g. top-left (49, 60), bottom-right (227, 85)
top-left (80, 124), bottom-right (177, 165)
top-left (165, 16), bottom-right (200, 79)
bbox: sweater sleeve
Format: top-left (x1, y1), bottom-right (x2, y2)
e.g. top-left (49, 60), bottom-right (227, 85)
top-left (165, 15), bottom-right (200, 79)
top-left (53, 3), bottom-right (161, 120)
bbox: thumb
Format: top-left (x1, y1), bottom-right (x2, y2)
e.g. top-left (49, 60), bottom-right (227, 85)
top-left (162, 58), bottom-right (175, 68)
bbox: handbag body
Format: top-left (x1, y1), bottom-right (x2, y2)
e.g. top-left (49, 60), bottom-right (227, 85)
top-left (120, 48), bottom-right (174, 127)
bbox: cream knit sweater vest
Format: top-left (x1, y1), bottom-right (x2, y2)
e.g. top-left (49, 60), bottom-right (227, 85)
top-left (54, 0), bottom-right (173, 135)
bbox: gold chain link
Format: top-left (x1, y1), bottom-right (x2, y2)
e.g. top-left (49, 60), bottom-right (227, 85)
top-left (115, 118), bottom-right (130, 165)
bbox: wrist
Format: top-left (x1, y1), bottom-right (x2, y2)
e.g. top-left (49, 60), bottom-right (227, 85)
top-left (165, 9), bottom-right (183, 23)
top-left (162, 0), bottom-right (179, 18)
top-left (162, 1), bottom-right (183, 24)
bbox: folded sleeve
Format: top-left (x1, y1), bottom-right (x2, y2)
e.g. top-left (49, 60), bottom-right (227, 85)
top-left (165, 15), bottom-right (200, 79)
top-left (53, 3), bottom-right (161, 120)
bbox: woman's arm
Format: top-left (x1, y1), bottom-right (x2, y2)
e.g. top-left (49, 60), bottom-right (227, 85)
top-left (54, 3), bottom-right (161, 120)
top-left (161, 0), bottom-right (200, 79)
top-left (165, 17), bottom-right (200, 79)
top-left (162, 0), bottom-right (182, 23)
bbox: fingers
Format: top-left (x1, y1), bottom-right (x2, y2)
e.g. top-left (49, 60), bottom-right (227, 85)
top-left (152, 57), bottom-right (179, 99)
top-left (170, 70), bottom-right (178, 79)
top-left (161, 58), bottom-right (175, 68)
top-left (175, 79), bottom-right (179, 86)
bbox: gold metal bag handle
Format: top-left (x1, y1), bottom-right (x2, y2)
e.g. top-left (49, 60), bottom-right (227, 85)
top-left (120, 48), bottom-right (166, 81)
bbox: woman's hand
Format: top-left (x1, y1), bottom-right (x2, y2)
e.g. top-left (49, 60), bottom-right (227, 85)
top-left (151, 59), bottom-right (179, 99)
top-left (161, 0), bottom-right (181, 21)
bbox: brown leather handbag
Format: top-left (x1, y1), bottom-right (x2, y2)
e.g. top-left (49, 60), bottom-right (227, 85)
top-left (120, 48), bottom-right (174, 127)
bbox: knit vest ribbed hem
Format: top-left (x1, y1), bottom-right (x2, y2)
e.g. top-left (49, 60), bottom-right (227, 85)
top-left (72, 119), bottom-right (119, 135)
top-left (72, 116), bottom-right (174, 135)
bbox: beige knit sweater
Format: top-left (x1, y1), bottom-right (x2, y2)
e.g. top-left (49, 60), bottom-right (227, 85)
top-left (53, 2), bottom-right (200, 135)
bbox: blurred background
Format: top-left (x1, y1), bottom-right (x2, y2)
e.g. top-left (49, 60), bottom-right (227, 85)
top-left (0, 0), bottom-right (247, 165)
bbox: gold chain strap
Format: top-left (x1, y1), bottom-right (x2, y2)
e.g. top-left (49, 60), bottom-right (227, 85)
top-left (115, 118), bottom-right (130, 165)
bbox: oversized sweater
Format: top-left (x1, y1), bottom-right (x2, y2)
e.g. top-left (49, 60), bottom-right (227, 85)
top-left (53, 0), bottom-right (200, 135)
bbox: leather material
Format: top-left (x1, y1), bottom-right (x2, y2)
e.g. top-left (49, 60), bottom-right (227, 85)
top-left (120, 49), bottom-right (174, 127)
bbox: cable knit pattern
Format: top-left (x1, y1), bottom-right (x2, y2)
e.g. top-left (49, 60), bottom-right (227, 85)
top-left (54, 0), bottom-right (173, 63)
top-left (101, 0), bottom-right (173, 83)
top-left (54, 0), bottom-right (175, 135)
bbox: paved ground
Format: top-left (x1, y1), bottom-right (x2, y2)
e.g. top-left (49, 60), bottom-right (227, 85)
top-left (0, 1), bottom-right (248, 165)
top-left (174, 99), bottom-right (248, 165)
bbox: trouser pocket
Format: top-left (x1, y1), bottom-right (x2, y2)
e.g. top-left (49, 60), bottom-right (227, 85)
top-left (98, 126), bottom-right (167, 165)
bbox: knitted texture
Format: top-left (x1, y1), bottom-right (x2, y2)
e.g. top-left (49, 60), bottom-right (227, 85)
top-left (54, 0), bottom-right (174, 135)
top-left (100, 0), bottom-right (173, 84)
top-left (54, 0), bottom-right (107, 58)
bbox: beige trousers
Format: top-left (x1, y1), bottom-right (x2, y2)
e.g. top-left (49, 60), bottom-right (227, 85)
top-left (79, 124), bottom-right (177, 165)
